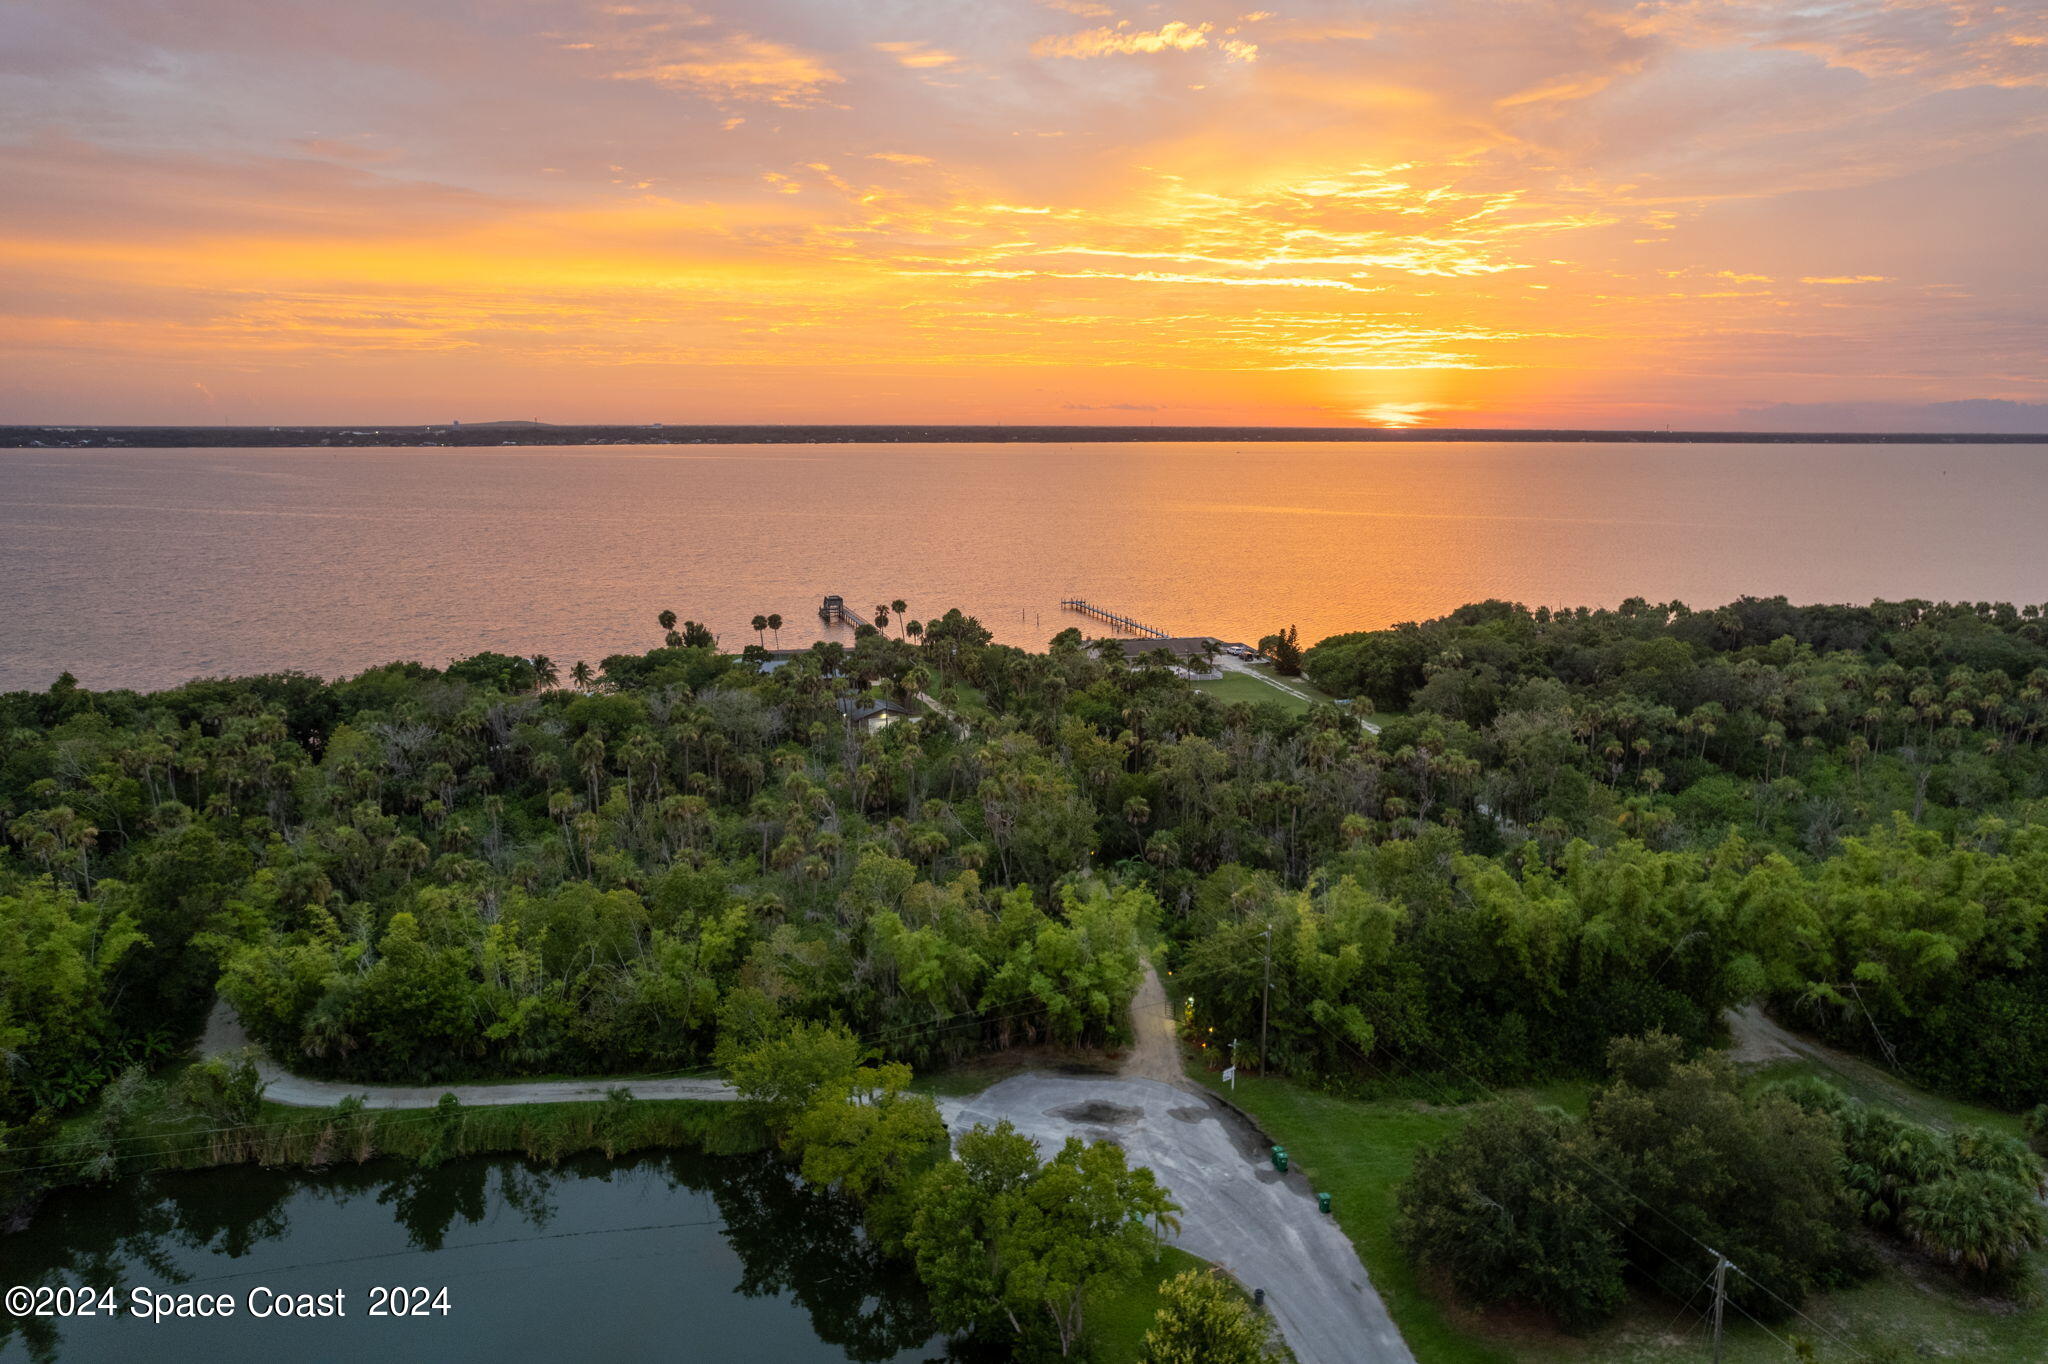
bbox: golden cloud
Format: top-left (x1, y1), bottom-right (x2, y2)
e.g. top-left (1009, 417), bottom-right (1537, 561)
top-left (605, 36), bottom-right (841, 105)
top-left (874, 40), bottom-right (961, 69)
top-left (572, 5), bottom-right (842, 106)
top-left (1034, 20), bottom-right (1255, 61)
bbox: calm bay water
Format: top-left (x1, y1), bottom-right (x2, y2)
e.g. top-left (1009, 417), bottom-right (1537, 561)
top-left (2, 442), bottom-right (2043, 693)
top-left (1, 1151), bottom-right (941, 1363)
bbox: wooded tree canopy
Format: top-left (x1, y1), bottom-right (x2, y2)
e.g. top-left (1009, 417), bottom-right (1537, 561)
top-left (3, 593), bottom-right (2044, 1138)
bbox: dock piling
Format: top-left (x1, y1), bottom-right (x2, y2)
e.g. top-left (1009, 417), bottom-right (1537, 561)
top-left (1059, 598), bottom-right (1170, 638)
top-left (819, 595), bottom-right (871, 629)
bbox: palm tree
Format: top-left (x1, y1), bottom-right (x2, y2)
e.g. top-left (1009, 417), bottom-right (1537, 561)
top-left (767, 613), bottom-right (783, 647)
top-left (906, 619), bottom-right (923, 644)
top-left (572, 731), bottom-right (607, 808)
top-left (874, 605), bottom-right (890, 632)
top-left (1901, 1171), bottom-right (2048, 1281)
top-left (751, 614), bottom-right (767, 646)
top-left (891, 599), bottom-right (907, 638)
top-left (658, 609), bottom-right (677, 637)
top-left (530, 655), bottom-right (559, 691)
top-left (570, 660), bottom-right (594, 690)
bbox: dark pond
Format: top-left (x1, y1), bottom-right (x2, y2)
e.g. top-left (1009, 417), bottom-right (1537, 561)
top-left (1, 1149), bottom-right (948, 1362)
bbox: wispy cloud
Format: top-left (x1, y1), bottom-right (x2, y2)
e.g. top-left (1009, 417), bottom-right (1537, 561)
top-left (1625, 0), bottom-right (2048, 92)
top-left (291, 137), bottom-right (400, 163)
top-left (1359, 401), bottom-right (1454, 427)
top-left (873, 40), bottom-right (960, 70)
top-left (574, 4), bottom-right (842, 107)
top-left (1034, 20), bottom-right (1255, 61)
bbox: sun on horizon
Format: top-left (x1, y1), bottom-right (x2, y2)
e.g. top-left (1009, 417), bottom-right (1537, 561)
top-left (1, 0), bottom-right (2043, 432)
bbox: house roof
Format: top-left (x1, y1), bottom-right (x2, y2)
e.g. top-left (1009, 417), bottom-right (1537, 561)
top-left (1098, 636), bottom-right (1222, 659)
top-left (755, 646), bottom-right (847, 674)
top-left (836, 696), bottom-right (920, 722)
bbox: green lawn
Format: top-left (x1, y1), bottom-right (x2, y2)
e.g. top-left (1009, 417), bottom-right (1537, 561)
top-left (1089, 1244), bottom-right (1219, 1362)
top-left (935, 680), bottom-right (991, 717)
top-left (1190, 1066), bottom-right (2048, 1364)
top-left (1191, 1070), bottom-right (1518, 1364)
top-left (1193, 671), bottom-right (1343, 716)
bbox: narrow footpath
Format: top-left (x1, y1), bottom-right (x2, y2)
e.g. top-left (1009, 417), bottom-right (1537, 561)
top-left (198, 1002), bottom-right (735, 1109)
top-left (1724, 1003), bottom-right (1961, 1130)
top-left (1120, 951), bottom-right (1186, 1084)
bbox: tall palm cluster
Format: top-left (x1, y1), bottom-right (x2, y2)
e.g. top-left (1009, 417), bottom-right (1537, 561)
top-left (1773, 1077), bottom-right (2048, 1287)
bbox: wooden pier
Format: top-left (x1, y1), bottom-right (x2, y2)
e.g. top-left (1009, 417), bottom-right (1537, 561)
top-left (1059, 598), bottom-right (1170, 638)
top-left (819, 594), bottom-right (870, 629)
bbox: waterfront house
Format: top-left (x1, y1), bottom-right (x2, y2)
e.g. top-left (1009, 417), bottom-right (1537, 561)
top-left (1099, 636), bottom-right (1225, 679)
top-left (837, 696), bottom-right (922, 733)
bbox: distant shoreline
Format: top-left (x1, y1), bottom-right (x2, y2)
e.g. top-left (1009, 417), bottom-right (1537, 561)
top-left (4, 423), bottom-right (2045, 449)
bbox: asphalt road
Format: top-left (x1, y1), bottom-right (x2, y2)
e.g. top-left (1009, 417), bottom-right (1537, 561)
top-left (939, 1073), bottom-right (1414, 1364)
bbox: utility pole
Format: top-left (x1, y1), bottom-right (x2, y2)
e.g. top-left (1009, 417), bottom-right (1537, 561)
top-left (1259, 927), bottom-right (1272, 1074)
top-left (1708, 1250), bottom-right (1731, 1364)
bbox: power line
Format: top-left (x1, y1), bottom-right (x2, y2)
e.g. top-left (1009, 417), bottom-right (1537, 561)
top-left (1274, 971), bottom-right (1861, 1357)
top-left (1252, 971), bottom-right (1872, 1361)
top-left (1709, 1250), bottom-right (1731, 1364)
top-left (1657, 1261), bottom-right (1716, 1342)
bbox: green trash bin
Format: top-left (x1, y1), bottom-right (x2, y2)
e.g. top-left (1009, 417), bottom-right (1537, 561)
top-left (1318, 1191), bottom-right (1332, 1214)
top-left (1271, 1145), bottom-right (1288, 1173)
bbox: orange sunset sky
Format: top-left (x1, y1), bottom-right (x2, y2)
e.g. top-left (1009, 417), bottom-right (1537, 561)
top-left (2, 0), bottom-right (2044, 429)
